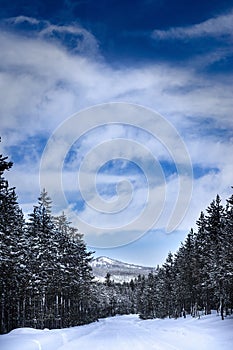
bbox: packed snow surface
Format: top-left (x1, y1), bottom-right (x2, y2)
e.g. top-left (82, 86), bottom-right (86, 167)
top-left (1, 312), bottom-right (232, 350)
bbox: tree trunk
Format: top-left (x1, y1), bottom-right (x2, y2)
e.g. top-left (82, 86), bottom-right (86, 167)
top-left (220, 298), bottom-right (224, 320)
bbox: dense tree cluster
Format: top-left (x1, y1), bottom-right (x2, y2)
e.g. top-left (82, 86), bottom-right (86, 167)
top-left (0, 144), bottom-right (96, 333)
top-left (93, 193), bottom-right (233, 322)
top-left (1, 140), bottom-right (233, 334)
top-left (92, 274), bottom-right (137, 319)
top-left (138, 194), bottom-right (233, 320)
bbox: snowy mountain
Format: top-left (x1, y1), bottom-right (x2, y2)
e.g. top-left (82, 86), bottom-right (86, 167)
top-left (91, 256), bottom-right (156, 283)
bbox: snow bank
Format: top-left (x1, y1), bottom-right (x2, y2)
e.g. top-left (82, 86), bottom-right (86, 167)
top-left (0, 313), bottom-right (232, 350)
top-left (0, 329), bottom-right (63, 350)
top-left (0, 324), bottom-right (95, 350)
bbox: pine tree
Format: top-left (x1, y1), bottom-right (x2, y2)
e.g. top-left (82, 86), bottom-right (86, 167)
top-left (205, 195), bottom-right (225, 318)
top-left (0, 142), bottom-right (26, 333)
top-left (162, 252), bottom-right (175, 318)
top-left (38, 188), bottom-right (52, 214)
top-left (0, 141), bottom-right (13, 175)
top-left (25, 190), bottom-right (60, 328)
top-left (104, 272), bottom-right (112, 287)
top-left (136, 274), bottom-right (146, 317)
top-left (221, 192), bottom-right (233, 315)
top-left (53, 212), bottom-right (95, 326)
top-left (139, 272), bottom-right (156, 319)
top-left (193, 211), bottom-right (210, 314)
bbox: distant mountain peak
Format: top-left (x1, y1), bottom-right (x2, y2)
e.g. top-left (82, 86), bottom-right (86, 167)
top-left (91, 256), bottom-right (155, 283)
top-left (93, 256), bottom-right (118, 264)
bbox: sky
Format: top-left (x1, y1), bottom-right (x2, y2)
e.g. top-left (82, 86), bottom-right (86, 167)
top-left (0, 0), bottom-right (233, 266)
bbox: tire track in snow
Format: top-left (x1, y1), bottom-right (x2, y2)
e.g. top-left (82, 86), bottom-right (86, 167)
top-left (57, 316), bottom-right (181, 350)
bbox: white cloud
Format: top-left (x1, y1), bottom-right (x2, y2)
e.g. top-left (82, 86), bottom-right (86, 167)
top-left (0, 17), bottom-right (232, 248)
top-left (0, 21), bottom-right (232, 142)
top-left (152, 11), bottom-right (233, 40)
top-left (7, 16), bottom-right (43, 25)
top-left (5, 16), bottom-right (100, 55)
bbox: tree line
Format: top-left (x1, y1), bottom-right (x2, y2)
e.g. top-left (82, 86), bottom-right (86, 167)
top-left (137, 192), bottom-right (233, 320)
top-left (92, 199), bottom-right (233, 322)
top-left (1, 140), bottom-right (233, 333)
top-left (0, 145), bottom-right (96, 333)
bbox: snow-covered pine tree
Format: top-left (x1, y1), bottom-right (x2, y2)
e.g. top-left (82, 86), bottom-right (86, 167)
top-left (139, 272), bottom-right (156, 319)
top-left (173, 244), bottom-right (189, 316)
top-left (162, 252), bottom-right (176, 318)
top-left (0, 187), bottom-right (26, 332)
top-left (173, 229), bottom-right (199, 316)
top-left (135, 274), bottom-right (146, 317)
top-left (0, 143), bottom-right (26, 333)
top-left (193, 211), bottom-right (211, 314)
top-left (38, 188), bottom-right (52, 214)
top-left (0, 143), bottom-right (13, 175)
top-left (205, 195), bottom-right (225, 319)
top-left (220, 192), bottom-right (233, 315)
top-left (25, 190), bottom-right (60, 328)
top-left (53, 212), bottom-right (96, 326)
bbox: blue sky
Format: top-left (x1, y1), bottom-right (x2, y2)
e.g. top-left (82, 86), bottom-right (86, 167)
top-left (0, 0), bottom-right (233, 266)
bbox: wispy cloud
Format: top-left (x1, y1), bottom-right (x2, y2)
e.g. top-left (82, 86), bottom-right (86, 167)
top-left (4, 16), bottom-right (100, 55)
top-left (152, 11), bottom-right (233, 40)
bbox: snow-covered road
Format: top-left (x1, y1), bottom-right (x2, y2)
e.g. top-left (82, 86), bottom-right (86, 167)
top-left (1, 313), bottom-right (232, 350)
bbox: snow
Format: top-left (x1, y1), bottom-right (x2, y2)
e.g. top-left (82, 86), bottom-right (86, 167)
top-left (93, 256), bottom-right (147, 269)
top-left (91, 256), bottom-right (155, 282)
top-left (1, 313), bottom-right (232, 350)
